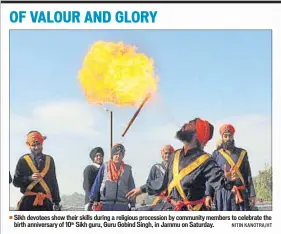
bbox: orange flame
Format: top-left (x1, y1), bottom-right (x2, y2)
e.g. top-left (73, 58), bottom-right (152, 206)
top-left (79, 41), bottom-right (159, 106)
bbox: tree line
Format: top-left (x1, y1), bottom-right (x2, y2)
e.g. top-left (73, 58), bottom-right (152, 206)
top-left (253, 165), bottom-right (272, 202)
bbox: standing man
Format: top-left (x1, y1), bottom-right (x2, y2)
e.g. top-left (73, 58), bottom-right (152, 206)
top-left (89, 143), bottom-right (136, 211)
top-left (127, 118), bottom-right (238, 211)
top-left (205, 124), bottom-right (256, 211)
top-left (83, 147), bottom-right (104, 211)
top-left (127, 144), bottom-right (174, 210)
top-left (13, 131), bottom-right (61, 211)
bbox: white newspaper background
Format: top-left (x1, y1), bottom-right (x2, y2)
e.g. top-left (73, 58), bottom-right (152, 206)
top-left (1, 2), bottom-right (280, 234)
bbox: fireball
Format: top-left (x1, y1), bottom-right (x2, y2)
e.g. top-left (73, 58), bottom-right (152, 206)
top-left (79, 41), bottom-right (158, 106)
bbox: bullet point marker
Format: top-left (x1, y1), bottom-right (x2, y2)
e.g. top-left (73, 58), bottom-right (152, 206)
top-left (9, 216), bottom-right (13, 219)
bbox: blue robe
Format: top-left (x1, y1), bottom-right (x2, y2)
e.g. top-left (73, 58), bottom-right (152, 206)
top-left (140, 161), bottom-right (166, 193)
top-left (137, 162), bottom-right (166, 211)
top-left (205, 147), bottom-right (256, 211)
top-left (145, 148), bottom-right (234, 211)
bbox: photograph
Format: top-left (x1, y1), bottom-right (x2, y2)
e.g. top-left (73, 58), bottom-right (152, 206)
top-left (9, 29), bottom-right (272, 212)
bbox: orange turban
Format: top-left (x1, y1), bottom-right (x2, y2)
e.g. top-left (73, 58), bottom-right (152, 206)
top-left (196, 118), bottom-right (213, 146)
top-left (219, 124), bottom-right (235, 135)
top-left (26, 131), bottom-right (46, 146)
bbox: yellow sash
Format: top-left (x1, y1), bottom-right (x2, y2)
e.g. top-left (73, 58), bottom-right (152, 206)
top-left (17, 155), bottom-right (52, 210)
top-left (218, 149), bottom-right (246, 185)
top-left (24, 155), bottom-right (51, 194)
top-left (167, 150), bottom-right (209, 211)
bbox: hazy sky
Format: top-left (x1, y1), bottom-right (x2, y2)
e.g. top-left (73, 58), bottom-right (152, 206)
top-left (9, 29), bottom-right (271, 206)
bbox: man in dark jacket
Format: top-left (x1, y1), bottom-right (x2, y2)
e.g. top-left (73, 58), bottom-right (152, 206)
top-left (83, 147), bottom-right (104, 210)
top-left (13, 131), bottom-right (61, 211)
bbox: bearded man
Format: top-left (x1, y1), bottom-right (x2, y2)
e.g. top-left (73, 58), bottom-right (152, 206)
top-left (127, 118), bottom-right (238, 211)
top-left (205, 124), bottom-right (256, 211)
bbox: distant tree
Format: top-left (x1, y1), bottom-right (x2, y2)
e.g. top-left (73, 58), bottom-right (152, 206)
top-left (61, 192), bottom-right (84, 208)
top-left (253, 165), bottom-right (272, 202)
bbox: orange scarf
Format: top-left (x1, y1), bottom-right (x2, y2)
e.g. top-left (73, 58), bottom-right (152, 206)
top-left (108, 160), bottom-right (125, 182)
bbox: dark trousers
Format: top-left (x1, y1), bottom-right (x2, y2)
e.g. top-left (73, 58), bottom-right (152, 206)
top-left (18, 196), bottom-right (53, 211)
top-left (214, 188), bottom-right (251, 211)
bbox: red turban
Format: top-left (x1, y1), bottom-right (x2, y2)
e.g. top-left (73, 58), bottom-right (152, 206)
top-left (196, 118), bottom-right (213, 146)
top-left (169, 145), bottom-right (175, 153)
top-left (181, 118), bottom-right (213, 146)
top-left (219, 124), bottom-right (235, 135)
top-left (26, 131), bottom-right (46, 146)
